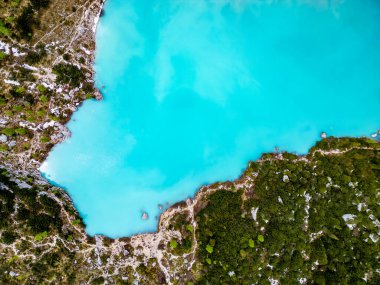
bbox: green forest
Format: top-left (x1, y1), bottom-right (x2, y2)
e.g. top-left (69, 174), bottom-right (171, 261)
top-left (194, 138), bottom-right (380, 284)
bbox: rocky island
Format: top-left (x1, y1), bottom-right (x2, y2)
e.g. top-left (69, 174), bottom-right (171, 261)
top-left (0, 0), bottom-right (379, 284)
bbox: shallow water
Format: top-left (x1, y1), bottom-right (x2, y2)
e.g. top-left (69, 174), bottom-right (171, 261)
top-left (41, 0), bottom-right (380, 237)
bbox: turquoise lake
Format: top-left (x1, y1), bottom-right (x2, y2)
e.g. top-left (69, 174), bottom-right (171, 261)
top-left (41, 0), bottom-right (380, 237)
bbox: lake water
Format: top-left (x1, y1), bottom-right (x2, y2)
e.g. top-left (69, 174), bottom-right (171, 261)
top-left (40, 0), bottom-right (380, 237)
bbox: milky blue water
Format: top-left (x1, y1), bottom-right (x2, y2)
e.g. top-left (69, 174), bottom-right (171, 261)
top-left (41, 0), bottom-right (380, 237)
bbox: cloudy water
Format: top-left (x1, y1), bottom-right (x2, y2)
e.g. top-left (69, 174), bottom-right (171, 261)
top-left (41, 0), bottom-right (380, 237)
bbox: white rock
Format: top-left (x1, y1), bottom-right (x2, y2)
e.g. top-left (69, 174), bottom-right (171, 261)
top-left (0, 41), bottom-right (10, 54)
top-left (369, 234), bottom-right (379, 243)
top-left (11, 47), bottom-right (25, 57)
top-left (342, 214), bottom-right (356, 222)
top-left (0, 134), bottom-right (7, 143)
top-left (342, 214), bottom-right (357, 230)
top-left (43, 120), bottom-right (55, 129)
top-left (42, 82), bottom-right (54, 89)
top-left (16, 180), bottom-right (31, 189)
top-left (7, 141), bottom-right (16, 148)
top-left (4, 79), bottom-right (20, 86)
top-left (357, 203), bottom-right (365, 212)
top-left (251, 207), bottom-right (259, 221)
top-left (22, 64), bottom-right (38, 71)
top-left (81, 46), bottom-right (92, 55)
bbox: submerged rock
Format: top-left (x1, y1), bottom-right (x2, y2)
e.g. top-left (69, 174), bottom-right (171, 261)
top-left (142, 212), bottom-right (149, 220)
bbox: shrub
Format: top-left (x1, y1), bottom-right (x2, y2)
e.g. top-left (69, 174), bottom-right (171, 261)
top-left (40, 95), bottom-right (49, 103)
top-left (16, 6), bottom-right (36, 39)
top-left (36, 110), bottom-right (46, 117)
top-left (91, 277), bottom-right (105, 285)
top-left (40, 136), bottom-right (50, 143)
top-left (15, 128), bottom-right (27, 135)
top-left (0, 144), bottom-right (8, 152)
top-left (30, 0), bottom-right (50, 9)
top-left (28, 214), bottom-right (53, 234)
top-left (12, 105), bottom-right (23, 112)
top-left (37, 85), bottom-right (46, 93)
top-left (169, 239), bottom-right (178, 249)
top-left (25, 48), bottom-right (46, 64)
top-left (62, 53), bottom-right (70, 61)
top-left (0, 51), bottom-right (7, 60)
top-left (0, 20), bottom-right (11, 36)
top-left (52, 63), bottom-right (85, 87)
top-left (35, 231), bottom-right (48, 241)
top-left (1, 231), bottom-right (18, 244)
top-left (2, 128), bottom-right (15, 136)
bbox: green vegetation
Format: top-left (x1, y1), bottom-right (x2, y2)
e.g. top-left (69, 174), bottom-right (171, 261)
top-left (40, 136), bottom-right (50, 143)
top-left (170, 239), bottom-right (178, 249)
top-left (16, 6), bottom-right (36, 39)
top-left (0, 51), bottom-right (7, 60)
top-left (0, 51), bottom-right (7, 62)
top-left (37, 84), bottom-right (46, 93)
top-left (0, 0), bottom-right (52, 40)
top-left (52, 63), bottom-right (85, 87)
top-left (195, 138), bottom-right (380, 284)
top-left (0, 144), bottom-right (8, 151)
top-left (30, 0), bottom-right (51, 10)
top-left (35, 231), bottom-right (48, 241)
top-left (25, 45), bottom-right (47, 64)
top-left (2, 127), bottom-right (15, 136)
top-left (15, 128), bottom-right (26, 135)
top-left (1, 231), bottom-right (18, 244)
top-left (0, 19), bottom-right (11, 36)
top-left (39, 95), bottom-right (49, 103)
